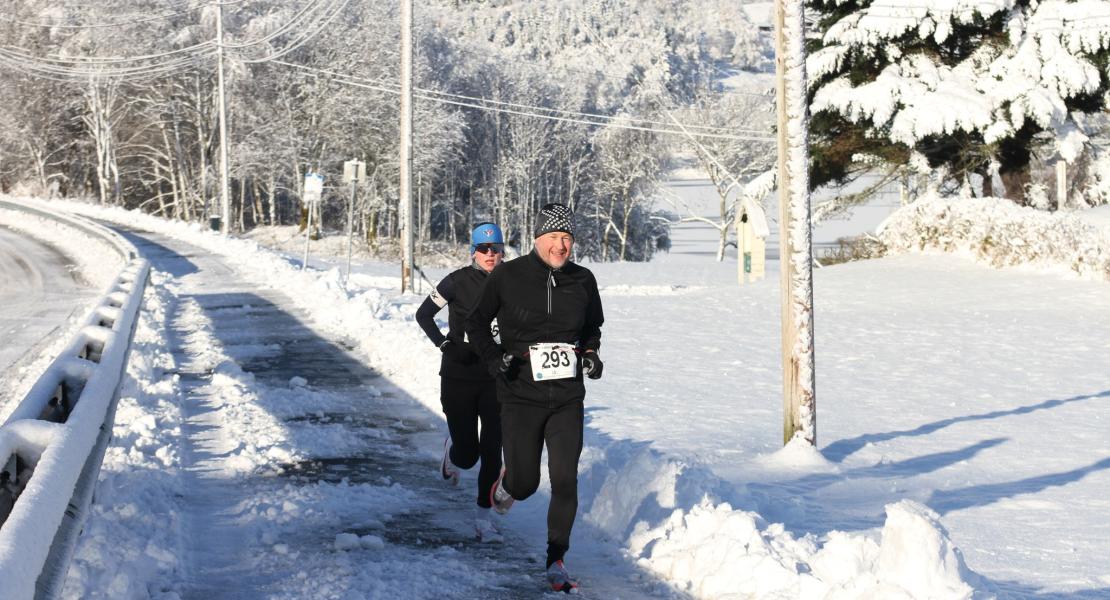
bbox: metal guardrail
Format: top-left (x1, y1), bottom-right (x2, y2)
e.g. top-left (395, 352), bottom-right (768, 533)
top-left (0, 200), bottom-right (148, 600)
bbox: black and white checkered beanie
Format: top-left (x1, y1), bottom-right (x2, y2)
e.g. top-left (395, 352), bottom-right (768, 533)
top-left (534, 203), bottom-right (574, 238)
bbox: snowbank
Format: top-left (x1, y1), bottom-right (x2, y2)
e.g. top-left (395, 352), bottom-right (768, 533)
top-left (581, 437), bottom-right (987, 599)
top-left (878, 195), bottom-right (1110, 281)
top-left (61, 273), bottom-right (185, 599)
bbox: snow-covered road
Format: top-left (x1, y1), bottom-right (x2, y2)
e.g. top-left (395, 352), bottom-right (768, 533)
top-left (0, 224), bottom-right (95, 391)
top-left (73, 225), bottom-right (680, 599)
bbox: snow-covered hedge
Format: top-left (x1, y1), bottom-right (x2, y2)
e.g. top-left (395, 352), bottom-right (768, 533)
top-left (878, 196), bottom-right (1110, 280)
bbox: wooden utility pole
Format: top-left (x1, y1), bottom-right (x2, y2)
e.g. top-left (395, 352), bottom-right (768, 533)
top-left (215, 0), bottom-right (231, 234)
top-left (774, 0), bottom-right (817, 445)
top-left (399, 0), bottom-right (415, 292)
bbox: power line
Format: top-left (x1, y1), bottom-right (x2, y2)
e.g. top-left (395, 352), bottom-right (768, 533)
top-left (414, 85), bottom-right (773, 135)
top-left (272, 60), bottom-right (771, 137)
top-left (0, 41), bottom-right (216, 65)
top-left (236, 0), bottom-right (351, 62)
top-left (0, 50), bottom-right (215, 81)
top-left (221, 0), bottom-right (336, 50)
top-left (0, 0), bottom-right (333, 65)
top-left (430, 39), bottom-right (776, 100)
top-left (0, 0), bottom-right (336, 79)
top-left (0, 43), bottom-right (217, 80)
top-left (272, 60), bottom-right (775, 142)
top-left (266, 60), bottom-right (772, 136)
top-left (0, 40), bottom-right (216, 83)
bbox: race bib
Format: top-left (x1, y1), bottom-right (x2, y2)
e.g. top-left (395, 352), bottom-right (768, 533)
top-left (529, 343), bottom-right (576, 381)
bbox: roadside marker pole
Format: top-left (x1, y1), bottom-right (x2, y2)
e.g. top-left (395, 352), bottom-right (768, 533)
top-left (302, 172), bottom-right (324, 271)
top-left (343, 160), bottom-right (365, 286)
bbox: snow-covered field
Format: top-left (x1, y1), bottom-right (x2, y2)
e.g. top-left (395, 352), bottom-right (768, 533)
top-left (4, 189), bottom-right (1107, 599)
top-left (1078, 203), bottom-right (1110, 233)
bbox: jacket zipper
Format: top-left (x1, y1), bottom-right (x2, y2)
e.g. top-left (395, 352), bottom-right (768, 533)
top-left (547, 271), bottom-right (554, 314)
top-left (546, 269), bottom-right (555, 407)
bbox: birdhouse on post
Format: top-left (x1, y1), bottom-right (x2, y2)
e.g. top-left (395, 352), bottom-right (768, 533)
top-left (737, 196), bottom-right (769, 285)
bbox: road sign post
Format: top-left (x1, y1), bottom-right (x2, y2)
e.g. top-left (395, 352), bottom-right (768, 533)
top-left (342, 160), bottom-right (365, 285)
top-left (302, 172), bottom-right (324, 271)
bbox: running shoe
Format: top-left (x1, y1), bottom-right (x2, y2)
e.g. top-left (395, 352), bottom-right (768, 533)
top-left (440, 438), bottom-right (459, 486)
top-left (474, 509), bottom-right (504, 544)
top-left (545, 560), bottom-right (578, 593)
top-left (489, 467), bottom-right (515, 515)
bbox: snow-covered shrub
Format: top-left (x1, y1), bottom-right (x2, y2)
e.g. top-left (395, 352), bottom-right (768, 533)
top-left (819, 235), bottom-right (886, 266)
top-left (1077, 153), bottom-right (1110, 209)
top-left (878, 195), bottom-right (1110, 280)
top-left (1026, 182), bottom-right (1052, 211)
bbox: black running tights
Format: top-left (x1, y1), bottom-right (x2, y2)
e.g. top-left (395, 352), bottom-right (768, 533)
top-left (442, 377), bottom-right (503, 509)
top-left (499, 400), bottom-right (584, 567)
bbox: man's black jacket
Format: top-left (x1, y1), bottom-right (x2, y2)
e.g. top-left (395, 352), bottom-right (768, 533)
top-left (465, 250), bottom-right (603, 407)
top-left (415, 264), bottom-right (494, 381)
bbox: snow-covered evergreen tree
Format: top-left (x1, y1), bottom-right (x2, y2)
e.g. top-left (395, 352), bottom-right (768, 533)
top-left (807, 0), bottom-right (1110, 205)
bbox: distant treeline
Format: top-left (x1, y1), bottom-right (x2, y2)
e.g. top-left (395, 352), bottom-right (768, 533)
top-left (0, 0), bottom-right (768, 261)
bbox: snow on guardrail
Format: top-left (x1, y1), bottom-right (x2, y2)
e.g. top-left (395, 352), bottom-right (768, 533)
top-left (0, 198), bottom-right (137, 263)
top-left (0, 200), bottom-right (149, 600)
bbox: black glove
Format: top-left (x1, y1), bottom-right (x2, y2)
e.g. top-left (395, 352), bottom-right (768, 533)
top-left (490, 352), bottom-right (516, 378)
top-left (582, 352), bottom-right (603, 380)
top-left (439, 340), bottom-right (465, 361)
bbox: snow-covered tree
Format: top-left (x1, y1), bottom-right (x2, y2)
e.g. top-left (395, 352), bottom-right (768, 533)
top-left (0, 75), bottom-right (81, 196)
top-left (807, 0), bottom-right (1110, 205)
top-left (672, 92), bottom-right (775, 261)
top-left (0, 0), bottom-right (762, 260)
top-left (591, 121), bottom-right (668, 261)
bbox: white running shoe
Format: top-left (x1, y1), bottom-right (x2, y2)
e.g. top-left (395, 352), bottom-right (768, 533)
top-left (440, 438), bottom-right (459, 486)
top-left (489, 467), bottom-right (515, 515)
top-left (545, 560), bottom-right (579, 594)
top-left (474, 508), bottom-right (504, 544)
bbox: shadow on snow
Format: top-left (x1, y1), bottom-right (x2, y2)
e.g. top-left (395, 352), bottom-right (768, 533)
top-left (118, 225), bottom-right (685, 599)
top-left (822, 390), bottom-right (1110, 463)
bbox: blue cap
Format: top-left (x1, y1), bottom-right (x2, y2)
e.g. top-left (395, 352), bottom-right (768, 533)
top-left (471, 222), bottom-right (504, 252)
